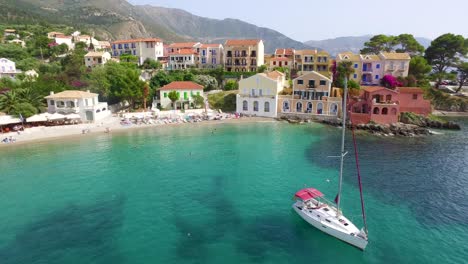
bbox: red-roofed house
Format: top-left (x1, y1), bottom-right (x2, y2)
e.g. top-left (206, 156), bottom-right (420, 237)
top-left (168, 48), bottom-right (198, 70)
top-left (224, 39), bottom-right (264, 72)
top-left (348, 86), bottom-right (431, 124)
top-left (111, 38), bottom-right (164, 65)
top-left (159, 81), bottom-right (204, 109)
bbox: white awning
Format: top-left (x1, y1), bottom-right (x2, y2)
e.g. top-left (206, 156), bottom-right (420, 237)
top-left (65, 113), bottom-right (81, 119)
top-left (27, 113), bottom-right (48, 122)
top-left (0, 115), bottom-right (21, 125)
top-left (47, 113), bottom-right (66, 121)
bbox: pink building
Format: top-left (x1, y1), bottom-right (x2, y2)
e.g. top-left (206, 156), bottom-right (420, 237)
top-left (349, 86), bottom-right (431, 124)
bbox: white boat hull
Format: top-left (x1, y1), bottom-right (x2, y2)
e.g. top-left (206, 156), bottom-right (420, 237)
top-left (293, 203), bottom-right (368, 250)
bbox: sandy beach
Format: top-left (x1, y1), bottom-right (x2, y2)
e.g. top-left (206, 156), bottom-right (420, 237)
top-left (0, 115), bottom-right (276, 148)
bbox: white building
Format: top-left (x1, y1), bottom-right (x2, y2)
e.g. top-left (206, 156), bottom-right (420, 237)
top-left (84, 51), bottom-right (111, 68)
top-left (236, 71), bottom-right (285, 118)
top-left (168, 48), bottom-right (197, 70)
top-left (0, 58), bottom-right (20, 78)
top-left (54, 35), bottom-right (74, 50)
top-left (45, 90), bottom-right (111, 122)
top-left (159, 81), bottom-right (204, 109)
top-left (111, 38), bottom-right (164, 65)
top-left (8, 39), bottom-right (26, 48)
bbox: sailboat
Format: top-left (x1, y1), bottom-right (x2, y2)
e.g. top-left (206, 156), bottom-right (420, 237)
top-left (292, 77), bottom-right (369, 250)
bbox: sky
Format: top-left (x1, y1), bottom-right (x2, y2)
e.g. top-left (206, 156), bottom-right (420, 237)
top-left (128, 0), bottom-right (468, 42)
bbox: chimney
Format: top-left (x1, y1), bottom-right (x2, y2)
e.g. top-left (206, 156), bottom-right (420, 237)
top-left (86, 90), bottom-right (90, 93)
top-left (50, 91), bottom-right (54, 95)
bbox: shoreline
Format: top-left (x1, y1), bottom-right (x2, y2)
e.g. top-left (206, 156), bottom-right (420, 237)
top-left (432, 110), bottom-right (468, 117)
top-left (0, 116), bottom-right (275, 148)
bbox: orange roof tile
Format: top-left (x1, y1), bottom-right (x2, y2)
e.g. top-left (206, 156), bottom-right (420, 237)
top-left (55, 35), bottom-right (72, 39)
top-left (112, 38), bottom-right (162, 44)
top-left (265, 71), bottom-right (285, 80)
top-left (200, 43), bottom-right (222, 48)
top-left (169, 48), bottom-right (197, 55)
top-left (225, 39), bottom-right (261, 46)
top-left (169, 42), bottom-right (198, 48)
top-left (160, 81), bottom-right (204, 90)
top-left (362, 86), bottom-right (398, 93)
top-left (272, 57), bottom-right (291, 61)
top-left (275, 48), bottom-right (294, 55)
top-left (398, 87), bottom-right (424, 94)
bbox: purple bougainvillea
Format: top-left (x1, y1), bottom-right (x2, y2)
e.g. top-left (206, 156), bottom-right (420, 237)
top-left (380, 74), bottom-right (402, 89)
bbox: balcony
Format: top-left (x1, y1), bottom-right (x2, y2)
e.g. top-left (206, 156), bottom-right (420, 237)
top-left (307, 84), bottom-right (316, 89)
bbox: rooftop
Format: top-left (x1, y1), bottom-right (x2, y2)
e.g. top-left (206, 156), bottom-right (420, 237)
top-left (85, 51), bottom-right (108, 57)
top-left (380, 52), bottom-right (411, 60)
top-left (225, 39), bottom-right (261, 46)
top-left (112, 38), bottom-right (162, 44)
top-left (160, 81), bottom-right (204, 90)
top-left (399, 87), bottom-right (424, 94)
top-left (45, 90), bottom-right (98, 99)
top-left (169, 42), bottom-right (199, 48)
top-left (169, 48), bottom-right (197, 55)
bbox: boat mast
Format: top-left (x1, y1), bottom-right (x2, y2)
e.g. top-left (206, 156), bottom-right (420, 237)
top-left (336, 76), bottom-right (349, 213)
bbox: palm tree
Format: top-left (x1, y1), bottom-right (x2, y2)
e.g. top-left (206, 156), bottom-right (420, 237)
top-left (18, 88), bottom-right (45, 113)
top-left (0, 90), bottom-right (21, 114)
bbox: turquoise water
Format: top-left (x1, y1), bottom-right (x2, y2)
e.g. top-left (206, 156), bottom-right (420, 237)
top-left (0, 119), bottom-right (467, 264)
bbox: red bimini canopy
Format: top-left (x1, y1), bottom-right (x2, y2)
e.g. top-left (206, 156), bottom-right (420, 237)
top-left (294, 188), bottom-right (324, 200)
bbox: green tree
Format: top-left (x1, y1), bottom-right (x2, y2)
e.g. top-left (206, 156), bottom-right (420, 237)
top-left (149, 71), bottom-right (172, 89)
top-left (192, 94), bottom-right (205, 108)
top-left (0, 90), bottom-right (21, 114)
top-left (16, 58), bottom-right (40, 71)
top-left (10, 102), bottom-right (37, 118)
top-left (168, 90), bottom-right (180, 110)
top-left (257, 65), bottom-right (267, 73)
top-left (425, 33), bottom-right (467, 87)
top-left (332, 61), bottom-right (355, 88)
top-left (120, 54), bottom-right (139, 64)
top-left (141, 58), bottom-right (162, 69)
top-left (409, 56), bottom-right (432, 81)
top-left (87, 66), bottom-right (111, 99)
top-left (143, 82), bottom-right (150, 109)
top-left (455, 62), bottom-right (468, 93)
top-left (223, 80), bottom-right (238, 91)
top-left (194, 75), bottom-right (218, 91)
top-left (395, 34), bottom-right (425, 55)
top-left (0, 43), bottom-right (29, 60)
top-left (18, 87), bottom-right (45, 113)
top-left (361, 35), bottom-right (397, 54)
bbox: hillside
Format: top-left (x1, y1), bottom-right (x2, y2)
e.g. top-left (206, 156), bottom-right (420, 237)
top-left (304, 35), bottom-right (432, 56)
top-left (0, 0), bottom-right (311, 53)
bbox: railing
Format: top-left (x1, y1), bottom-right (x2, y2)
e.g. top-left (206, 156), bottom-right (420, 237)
top-left (307, 85), bottom-right (316, 88)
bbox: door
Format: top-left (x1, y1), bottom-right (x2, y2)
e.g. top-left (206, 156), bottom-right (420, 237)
top-left (85, 111), bottom-right (94, 121)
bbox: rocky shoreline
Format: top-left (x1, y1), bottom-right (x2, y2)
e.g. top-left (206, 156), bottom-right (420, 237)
top-left (279, 113), bottom-right (461, 137)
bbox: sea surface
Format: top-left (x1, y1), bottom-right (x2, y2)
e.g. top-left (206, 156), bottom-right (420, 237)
top-left (0, 118), bottom-right (467, 264)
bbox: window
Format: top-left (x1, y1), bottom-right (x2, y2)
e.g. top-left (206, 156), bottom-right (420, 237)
top-left (252, 89), bottom-right (256, 96)
top-left (50, 100), bottom-right (55, 106)
top-left (382, 107), bottom-right (388, 115)
top-left (353, 74), bottom-right (357, 78)
top-left (253, 101), bottom-right (259, 111)
top-left (412, 94), bottom-right (418, 100)
top-left (375, 75), bottom-right (380, 80)
top-left (184, 92), bottom-right (188, 100)
top-left (264, 102), bottom-right (270, 112)
top-left (376, 64), bottom-right (380, 69)
top-left (118, 44), bottom-right (122, 49)
top-left (124, 44), bottom-right (129, 49)
top-left (57, 101), bottom-right (65, 107)
top-left (273, 61), bottom-right (276, 66)
top-left (131, 43), bottom-right (136, 48)
top-left (259, 89), bottom-right (263, 96)
top-left (319, 80), bottom-right (326, 86)
top-left (308, 80), bottom-right (315, 88)
top-left (112, 44), bottom-right (116, 49)
top-left (297, 79), bottom-right (303, 85)
top-left (212, 58), bottom-right (216, 64)
top-left (132, 50), bottom-right (136, 55)
top-left (354, 63), bottom-right (358, 68)
top-left (164, 92), bottom-right (167, 98)
top-left (296, 102), bottom-right (302, 112)
top-left (243, 100), bottom-right (248, 111)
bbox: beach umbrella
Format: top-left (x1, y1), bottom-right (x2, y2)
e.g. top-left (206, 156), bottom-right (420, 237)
top-left (65, 113), bottom-right (81, 120)
top-left (27, 113), bottom-right (48, 122)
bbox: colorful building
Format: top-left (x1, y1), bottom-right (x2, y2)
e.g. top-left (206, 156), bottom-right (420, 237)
top-left (293, 49), bottom-right (331, 75)
top-left (159, 81), bottom-right (204, 110)
top-left (0, 58), bottom-right (20, 79)
top-left (197, 43), bottom-right (224, 69)
top-left (224, 39), bottom-right (264, 72)
top-left (278, 71), bottom-right (341, 117)
top-left (336, 52), bottom-right (410, 85)
top-left (111, 38), bottom-right (164, 65)
top-left (270, 48), bottom-right (294, 69)
top-left (348, 86), bottom-right (431, 124)
top-left (236, 71), bottom-right (285, 118)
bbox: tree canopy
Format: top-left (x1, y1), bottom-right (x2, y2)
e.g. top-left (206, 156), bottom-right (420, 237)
top-left (425, 33), bottom-right (467, 86)
top-left (361, 34), bottom-right (424, 55)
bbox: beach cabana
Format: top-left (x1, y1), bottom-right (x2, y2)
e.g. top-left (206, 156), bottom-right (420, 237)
top-left (0, 115), bottom-right (22, 133)
top-left (47, 113), bottom-right (66, 121)
top-left (65, 113), bottom-right (81, 120)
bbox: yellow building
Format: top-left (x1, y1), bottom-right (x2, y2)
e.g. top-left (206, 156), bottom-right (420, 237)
top-left (224, 39), bottom-right (265, 72)
top-left (293, 49), bottom-right (331, 75)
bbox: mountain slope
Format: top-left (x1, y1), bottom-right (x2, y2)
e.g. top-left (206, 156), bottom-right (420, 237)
top-left (134, 5), bottom-right (311, 52)
top-left (1, 0), bottom-right (310, 53)
top-left (305, 35), bottom-right (432, 56)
